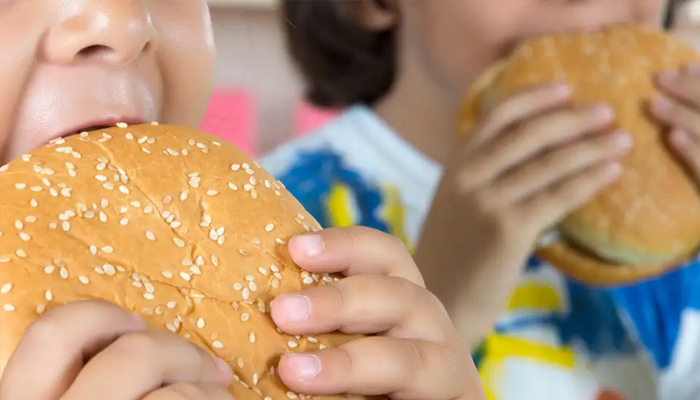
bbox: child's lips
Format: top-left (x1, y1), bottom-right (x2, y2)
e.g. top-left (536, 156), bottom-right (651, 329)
top-left (52, 118), bottom-right (146, 141)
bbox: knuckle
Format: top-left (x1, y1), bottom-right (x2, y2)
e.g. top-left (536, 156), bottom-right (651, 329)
top-left (405, 340), bottom-right (430, 378)
top-left (111, 331), bottom-right (160, 357)
top-left (23, 315), bottom-right (66, 346)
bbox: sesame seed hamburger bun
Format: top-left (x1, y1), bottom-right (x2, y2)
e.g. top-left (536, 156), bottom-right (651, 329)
top-left (459, 24), bottom-right (700, 285)
top-left (0, 123), bottom-right (374, 400)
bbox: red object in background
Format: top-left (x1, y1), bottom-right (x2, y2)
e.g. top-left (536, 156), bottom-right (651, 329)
top-left (595, 389), bottom-right (626, 400)
top-left (294, 102), bottom-right (342, 137)
top-left (200, 89), bottom-right (257, 156)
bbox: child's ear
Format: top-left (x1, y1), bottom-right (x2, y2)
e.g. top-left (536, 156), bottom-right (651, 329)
top-left (350, 0), bottom-right (399, 31)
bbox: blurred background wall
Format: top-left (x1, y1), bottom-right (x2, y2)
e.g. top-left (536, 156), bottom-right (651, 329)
top-left (204, 0), bottom-right (700, 158)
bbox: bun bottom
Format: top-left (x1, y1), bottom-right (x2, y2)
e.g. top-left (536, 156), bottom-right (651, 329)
top-left (535, 241), bottom-right (689, 286)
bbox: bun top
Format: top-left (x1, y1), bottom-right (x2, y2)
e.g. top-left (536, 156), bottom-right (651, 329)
top-left (0, 124), bottom-right (370, 400)
top-left (459, 24), bottom-right (700, 268)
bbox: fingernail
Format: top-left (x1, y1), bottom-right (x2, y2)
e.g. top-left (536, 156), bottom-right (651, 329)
top-left (287, 354), bottom-right (322, 381)
top-left (652, 97), bottom-right (672, 114)
top-left (658, 70), bottom-right (679, 83)
top-left (605, 162), bottom-right (623, 180)
top-left (551, 84), bottom-right (571, 98)
top-left (671, 128), bottom-right (689, 144)
top-left (275, 294), bottom-right (312, 323)
top-left (612, 131), bottom-right (633, 149)
top-left (214, 357), bottom-right (233, 375)
top-left (591, 105), bottom-right (614, 121)
top-left (293, 235), bottom-right (324, 258)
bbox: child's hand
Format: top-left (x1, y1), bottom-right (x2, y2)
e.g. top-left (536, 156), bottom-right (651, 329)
top-left (0, 301), bottom-right (233, 400)
top-left (415, 84), bottom-right (631, 347)
top-left (651, 65), bottom-right (700, 181)
top-left (272, 227), bottom-right (483, 400)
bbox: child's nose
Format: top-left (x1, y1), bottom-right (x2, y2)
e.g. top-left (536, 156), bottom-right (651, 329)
top-left (42, 0), bottom-right (159, 66)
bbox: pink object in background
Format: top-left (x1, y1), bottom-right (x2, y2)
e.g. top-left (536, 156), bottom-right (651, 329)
top-left (200, 89), bottom-right (257, 156)
top-left (294, 102), bottom-right (342, 137)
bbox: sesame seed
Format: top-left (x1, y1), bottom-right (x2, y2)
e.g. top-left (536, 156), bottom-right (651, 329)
top-left (120, 218), bottom-right (129, 226)
top-left (19, 232), bottom-right (31, 241)
top-left (101, 246), bottom-right (114, 254)
top-left (241, 313), bottom-right (250, 322)
top-left (36, 304), bottom-right (46, 314)
top-left (211, 255), bottom-right (219, 267)
top-left (179, 272), bottom-right (191, 282)
top-left (265, 224), bottom-right (274, 232)
top-left (288, 340), bottom-right (298, 349)
top-left (180, 191), bottom-right (189, 201)
top-left (16, 249), bottom-right (27, 258)
top-left (143, 293), bottom-right (155, 300)
top-left (161, 271), bottom-right (173, 279)
top-left (103, 264), bottom-right (116, 276)
top-left (167, 301), bottom-right (177, 309)
top-left (146, 231), bottom-right (156, 241)
top-left (197, 318), bottom-right (205, 328)
top-left (79, 276), bottom-right (90, 284)
top-left (249, 332), bottom-right (256, 343)
top-left (116, 122), bottom-right (128, 128)
top-left (1, 283), bottom-right (12, 294)
top-left (14, 221), bottom-right (23, 230)
top-left (45, 290), bottom-right (53, 301)
top-left (3, 304), bottom-right (15, 312)
top-left (212, 341), bottom-right (224, 349)
top-left (190, 266), bottom-right (202, 275)
top-left (60, 267), bottom-right (69, 279)
top-left (233, 283), bottom-right (243, 291)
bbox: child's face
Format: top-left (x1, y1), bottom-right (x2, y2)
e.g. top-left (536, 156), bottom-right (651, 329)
top-left (398, 0), bottom-right (666, 99)
top-left (0, 0), bottom-right (216, 165)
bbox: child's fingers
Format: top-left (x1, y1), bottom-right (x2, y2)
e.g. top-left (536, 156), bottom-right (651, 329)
top-left (656, 68), bottom-right (700, 110)
top-left (277, 337), bottom-right (479, 400)
top-left (520, 162), bottom-right (623, 230)
top-left (271, 275), bottom-right (453, 343)
top-left (669, 128), bottom-right (700, 180)
top-left (491, 130), bottom-right (631, 204)
top-left (61, 330), bottom-right (232, 400)
top-left (140, 383), bottom-right (233, 400)
top-left (471, 84), bottom-right (571, 148)
top-left (288, 227), bottom-right (423, 286)
top-left (651, 95), bottom-right (700, 138)
top-left (0, 300), bottom-right (146, 400)
top-left (458, 105), bottom-right (613, 192)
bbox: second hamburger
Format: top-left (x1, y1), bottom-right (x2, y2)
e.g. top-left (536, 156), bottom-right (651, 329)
top-left (459, 24), bottom-right (700, 285)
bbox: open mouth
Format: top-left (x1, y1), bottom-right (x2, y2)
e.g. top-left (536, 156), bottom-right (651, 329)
top-left (61, 126), bottom-right (112, 138)
top-left (54, 119), bottom-right (146, 141)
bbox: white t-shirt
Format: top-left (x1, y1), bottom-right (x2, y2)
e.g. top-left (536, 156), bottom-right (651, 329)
top-left (261, 105), bottom-right (700, 400)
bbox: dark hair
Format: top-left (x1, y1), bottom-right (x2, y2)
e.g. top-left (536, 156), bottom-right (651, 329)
top-left (280, 0), bottom-right (398, 108)
top-left (665, 0), bottom-right (687, 29)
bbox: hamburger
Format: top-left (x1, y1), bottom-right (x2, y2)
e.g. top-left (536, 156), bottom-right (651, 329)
top-left (459, 24), bottom-right (700, 285)
top-left (0, 123), bottom-right (369, 400)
